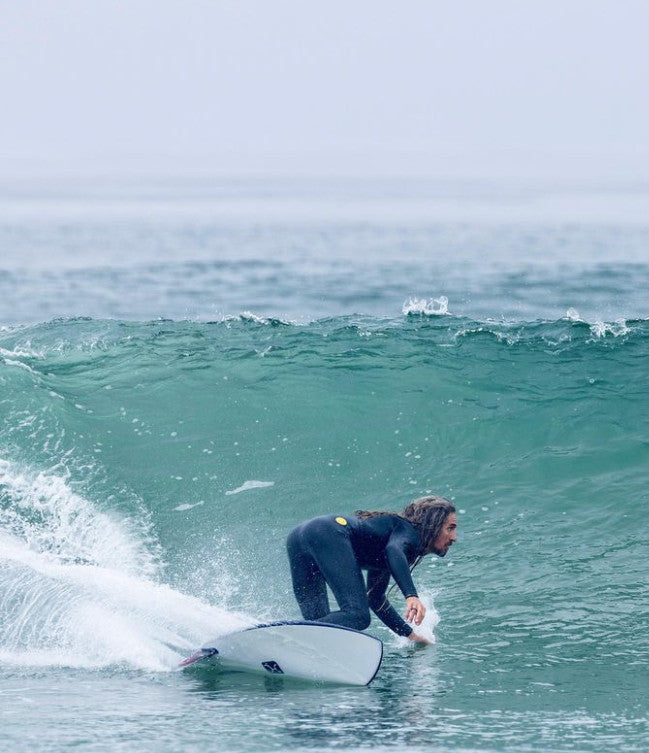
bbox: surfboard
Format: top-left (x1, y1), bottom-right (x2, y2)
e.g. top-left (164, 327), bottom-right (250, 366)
top-left (179, 620), bottom-right (383, 685)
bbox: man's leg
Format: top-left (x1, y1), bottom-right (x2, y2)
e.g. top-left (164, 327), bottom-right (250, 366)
top-left (303, 519), bottom-right (371, 631)
top-left (286, 525), bottom-right (330, 620)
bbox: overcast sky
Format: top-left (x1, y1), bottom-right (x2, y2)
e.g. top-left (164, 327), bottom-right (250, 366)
top-left (2, 0), bottom-right (648, 179)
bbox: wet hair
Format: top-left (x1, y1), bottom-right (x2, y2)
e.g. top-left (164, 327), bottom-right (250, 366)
top-left (356, 495), bottom-right (456, 558)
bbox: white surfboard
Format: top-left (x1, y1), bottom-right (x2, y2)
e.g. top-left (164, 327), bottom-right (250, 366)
top-left (179, 621), bottom-right (383, 685)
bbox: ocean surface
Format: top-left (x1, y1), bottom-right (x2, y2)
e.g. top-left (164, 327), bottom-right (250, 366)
top-left (1, 177), bottom-right (648, 753)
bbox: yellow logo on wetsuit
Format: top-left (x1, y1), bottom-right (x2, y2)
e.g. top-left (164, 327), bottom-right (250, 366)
top-left (335, 516), bottom-right (348, 526)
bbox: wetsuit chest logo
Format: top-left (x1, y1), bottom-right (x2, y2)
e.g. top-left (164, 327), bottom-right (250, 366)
top-left (335, 517), bottom-right (348, 526)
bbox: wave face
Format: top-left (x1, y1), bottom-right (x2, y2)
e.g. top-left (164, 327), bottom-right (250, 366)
top-left (1, 312), bottom-right (648, 751)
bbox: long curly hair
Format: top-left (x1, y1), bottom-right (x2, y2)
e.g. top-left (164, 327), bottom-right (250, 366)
top-left (356, 495), bottom-right (456, 558)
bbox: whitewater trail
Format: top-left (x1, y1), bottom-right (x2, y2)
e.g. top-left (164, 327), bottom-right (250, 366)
top-left (0, 459), bottom-right (254, 671)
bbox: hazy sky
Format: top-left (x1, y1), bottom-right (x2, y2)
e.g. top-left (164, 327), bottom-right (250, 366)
top-left (2, 0), bottom-right (648, 178)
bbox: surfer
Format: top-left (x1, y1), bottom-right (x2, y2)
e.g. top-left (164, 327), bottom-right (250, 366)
top-left (286, 495), bottom-right (457, 644)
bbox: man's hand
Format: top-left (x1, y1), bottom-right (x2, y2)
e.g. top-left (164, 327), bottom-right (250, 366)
top-left (408, 631), bottom-right (433, 645)
top-left (405, 596), bottom-right (426, 625)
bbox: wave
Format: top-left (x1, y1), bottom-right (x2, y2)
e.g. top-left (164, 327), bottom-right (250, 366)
top-left (1, 313), bottom-right (647, 671)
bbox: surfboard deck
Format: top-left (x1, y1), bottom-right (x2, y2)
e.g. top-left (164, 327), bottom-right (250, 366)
top-left (179, 620), bottom-right (383, 685)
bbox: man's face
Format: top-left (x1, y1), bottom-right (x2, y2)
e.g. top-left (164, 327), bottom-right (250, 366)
top-left (432, 512), bottom-right (458, 557)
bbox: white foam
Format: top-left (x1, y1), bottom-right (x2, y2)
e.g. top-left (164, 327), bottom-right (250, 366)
top-left (0, 344), bottom-right (43, 359)
top-left (402, 296), bottom-right (449, 316)
top-left (0, 458), bottom-right (154, 576)
top-left (565, 308), bottom-right (582, 321)
top-left (0, 539), bottom-right (253, 670)
top-left (563, 309), bottom-right (631, 337)
top-left (225, 480), bottom-right (275, 496)
top-left (174, 501), bottom-right (205, 511)
top-left (589, 319), bottom-right (630, 339)
top-left (0, 459), bottom-right (254, 671)
top-left (393, 592), bottom-right (440, 648)
top-left (1, 358), bottom-right (37, 373)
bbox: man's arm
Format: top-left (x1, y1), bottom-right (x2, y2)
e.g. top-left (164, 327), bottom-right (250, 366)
top-left (366, 569), bottom-right (413, 636)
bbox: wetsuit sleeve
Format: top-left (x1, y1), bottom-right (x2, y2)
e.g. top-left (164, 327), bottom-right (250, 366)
top-left (384, 529), bottom-right (419, 599)
top-left (366, 569), bottom-right (413, 637)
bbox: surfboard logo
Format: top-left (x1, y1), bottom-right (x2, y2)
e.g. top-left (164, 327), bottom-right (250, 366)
top-left (335, 517), bottom-right (348, 526)
top-left (261, 660), bottom-right (284, 674)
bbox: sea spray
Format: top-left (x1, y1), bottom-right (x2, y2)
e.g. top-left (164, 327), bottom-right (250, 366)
top-left (0, 459), bottom-right (253, 670)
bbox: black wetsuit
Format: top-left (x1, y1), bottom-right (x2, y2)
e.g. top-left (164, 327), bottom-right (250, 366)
top-left (286, 514), bottom-right (422, 637)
